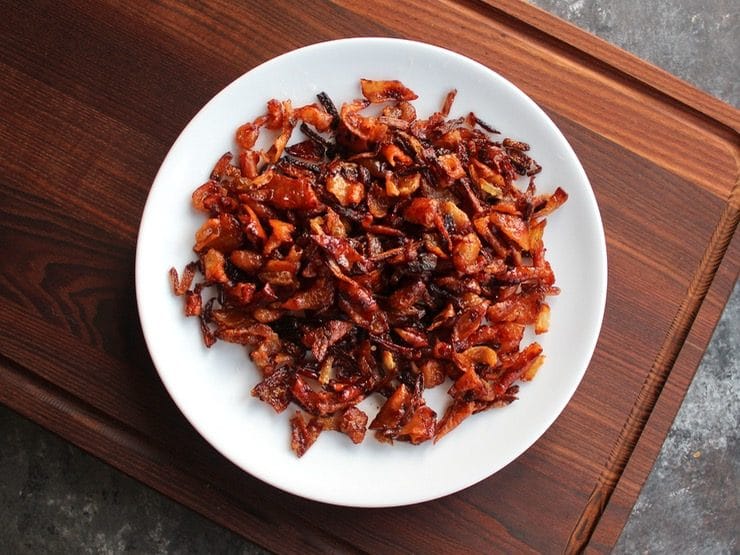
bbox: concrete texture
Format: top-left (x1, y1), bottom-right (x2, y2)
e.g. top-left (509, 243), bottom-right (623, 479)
top-left (1, 1), bottom-right (737, 552)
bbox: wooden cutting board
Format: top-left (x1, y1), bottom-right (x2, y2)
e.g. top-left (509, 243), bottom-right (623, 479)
top-left (0, 1), bottom-right (737, 552)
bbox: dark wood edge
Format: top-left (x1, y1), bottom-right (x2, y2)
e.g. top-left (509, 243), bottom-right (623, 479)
top-left (476, 0), bottom-right (740, 131)
top-left (566, 190), bottom-right (739, 551)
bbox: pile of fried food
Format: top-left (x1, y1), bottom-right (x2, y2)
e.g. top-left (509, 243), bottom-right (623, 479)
top-left (170, 79), bottom-right (567, 456)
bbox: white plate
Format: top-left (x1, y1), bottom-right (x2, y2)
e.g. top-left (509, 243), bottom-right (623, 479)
top-left (136, 38), bottom-right (607, 507)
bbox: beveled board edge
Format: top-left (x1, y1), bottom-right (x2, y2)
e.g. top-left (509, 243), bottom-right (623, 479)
top-left (567, 190), bottom-right (739, 550)
top-left (588, 224), bottom-right (740, 551)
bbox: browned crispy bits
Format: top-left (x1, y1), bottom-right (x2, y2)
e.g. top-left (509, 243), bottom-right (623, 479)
top-left (360, 79), bottom-right (419, 103)
top-left (170, 79), bottom-right (566, 456)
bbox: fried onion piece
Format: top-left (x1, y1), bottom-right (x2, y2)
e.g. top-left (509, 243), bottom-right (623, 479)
top-left (252, 367), bottom-right (293, 413)
top-left (336, 406), bottom-right (369, 443)
top-left (236, 121), bottom-right (262, 150)
top-left (194, 213), bottom-right (242, 254)
top-left (281, 277), bottom-right (335, 311)
top-left (434, 400), bottom-right (475, 443)
top-left (534, 186), bottom-right (569, 217)
top-left (489, 211), bottom-right (530, 251)
top-left (320, 406), bottom-right (369, 444)
top-left (440, 89), bottom-right (457, 117)
top-left (291, 375), bottom-right (364, 417)
top-left (360, 79), bottom-right (418, 103)
top-left (419, 359), bottom-right (447, 388)
top-left (404, 197), bottom-right (440, 228)
top-left (337, 99), bottom-right (387, 153)
top-left (302, 319), bottom-right (354, 361)
top-left (184, 286), bottom-right (202, 317)
top-left (169, 262), bottom-right (198, 296)
top-left (263, 219), bottom-right (295, 256)
top-left (498, 342), bottom-right (544, 388)
top-left (326, 161), bottom-right (365, 206)
top-left (486, 290), bottom-right (545, 324)
top-left (369, 383), bottom-right (411, 431)
top-left (397, 405), bottom-right (436, 444)
top-left (262, 174), bottom-right (321, 210)
top-left (294, 102), bottom-right (334, 132)
top-left (290, 405), bottom-right (369, 457)
top-left (290, 411), bottom-right (323, 457)
top-left (202, 248), bottom-right (229, 284)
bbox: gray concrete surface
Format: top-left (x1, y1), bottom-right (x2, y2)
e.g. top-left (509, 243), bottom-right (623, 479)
top-left (1, 1), bottom-right (737, 552)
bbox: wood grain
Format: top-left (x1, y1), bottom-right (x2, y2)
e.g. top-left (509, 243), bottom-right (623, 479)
top-left (0, 0), bottom-right (737, 552)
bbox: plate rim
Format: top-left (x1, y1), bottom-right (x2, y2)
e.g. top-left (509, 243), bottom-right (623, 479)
top-left (135, 36), bottom-right (608, 507)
